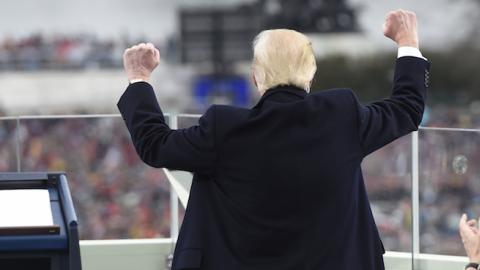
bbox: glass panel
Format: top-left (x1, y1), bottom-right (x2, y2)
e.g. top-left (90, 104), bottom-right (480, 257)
top-left (363, 134), bottom-right (413, 255)
top-left (419, 128), bottom-right (479, 256)
top-left (177, 115), bottom-right (415, 261)
top-left (19, 117), bottom-right (171, 240)
top-left (0, 119), bottom-right (18, 171)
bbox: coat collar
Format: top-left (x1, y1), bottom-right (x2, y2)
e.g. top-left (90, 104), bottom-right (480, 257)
top-left (253, 85), bottom-right (308, 109)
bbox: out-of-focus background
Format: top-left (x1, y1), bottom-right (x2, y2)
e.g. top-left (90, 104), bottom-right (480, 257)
top-left (1, 0), bottom-right (480, 259)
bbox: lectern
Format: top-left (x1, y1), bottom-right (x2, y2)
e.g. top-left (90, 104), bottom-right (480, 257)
top-left (0, 172), bottom-right (82, 270)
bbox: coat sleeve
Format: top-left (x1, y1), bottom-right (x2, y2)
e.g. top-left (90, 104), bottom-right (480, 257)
top-left (117, 82), bottom-right (217, 173)
top-left (352, 56), bottom-right (430, 156)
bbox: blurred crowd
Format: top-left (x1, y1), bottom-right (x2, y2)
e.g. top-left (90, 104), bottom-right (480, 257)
top-left (0, 117), bottom-right (172, 239)
top-left (1, 106), bottom-right (480, 256)
top-left (0, 34), bottom-right (155, 70)
top-left (425, 104), bottom-right (480, 129)
top-left (361, 105), bottom-right (480, 255)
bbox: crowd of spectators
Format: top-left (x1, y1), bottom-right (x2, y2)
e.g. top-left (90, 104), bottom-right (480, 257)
top-left (362, 105), bottom-right (480, 255)
top-left (1, 106), bottom-right (480, 255)
top-left (0, 117), bottom-right (172, 239)
top-left (0, 34), bottom-right (155, 70)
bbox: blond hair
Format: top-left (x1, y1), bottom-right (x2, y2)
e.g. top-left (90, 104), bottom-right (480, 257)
top-left (252, 29), bottom-right (317, 94)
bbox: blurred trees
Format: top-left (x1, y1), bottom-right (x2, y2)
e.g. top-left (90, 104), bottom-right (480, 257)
top-left (311, 46), bottom-right (480, 106)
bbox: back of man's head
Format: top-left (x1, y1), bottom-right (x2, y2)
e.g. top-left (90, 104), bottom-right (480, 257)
top-left (252, 29), bottom-right (317, 94)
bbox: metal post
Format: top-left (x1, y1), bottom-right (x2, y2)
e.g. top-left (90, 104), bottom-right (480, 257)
top-left (166, 114), bottom-right (180, 269)
top-left (15, 118), bottom-right (21, 172)
top-left (411, 131), bottom-right (420, 268)
top-left (169, 114), bottom-right (180, 242)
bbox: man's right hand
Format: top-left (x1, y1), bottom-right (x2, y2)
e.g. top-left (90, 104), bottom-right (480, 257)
top-left (123, 43), bottom-right (160, 82)
top-left (383, 9), bottom-right (419, 49)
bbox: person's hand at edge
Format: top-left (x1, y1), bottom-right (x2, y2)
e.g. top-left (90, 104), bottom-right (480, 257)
top-left (460, 213), bottom-right (480, 267)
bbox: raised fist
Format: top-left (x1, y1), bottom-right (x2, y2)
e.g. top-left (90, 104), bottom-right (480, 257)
top-left (123, 43), bottom-right (160, 82)
top-left (383, 10), bottom-right (419, 48)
